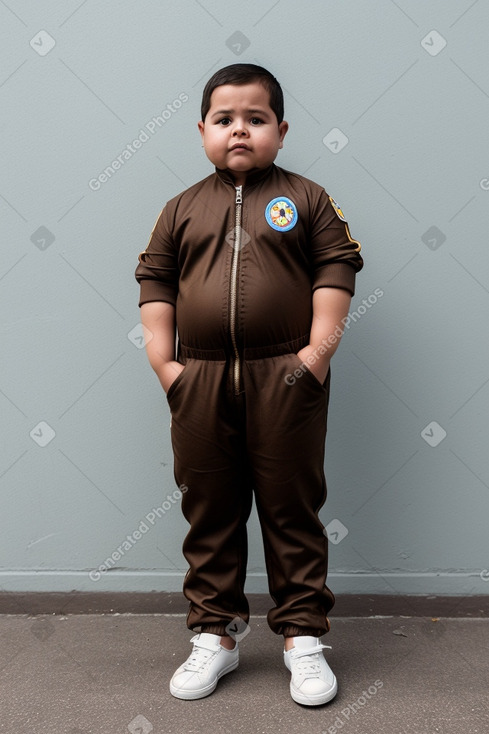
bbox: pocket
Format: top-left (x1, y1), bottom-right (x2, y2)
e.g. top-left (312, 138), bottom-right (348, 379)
top-left (289, 352), bottom-right (328, 391)
top-left (166, 362), bottom-right (189, 403)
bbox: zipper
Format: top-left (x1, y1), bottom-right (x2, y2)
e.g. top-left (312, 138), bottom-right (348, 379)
top-left (229, 185), bottom-right (242, 395)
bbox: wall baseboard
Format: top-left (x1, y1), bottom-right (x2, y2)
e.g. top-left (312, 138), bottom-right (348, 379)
top-left (1, 591), bottom-right (488, 616)
top-left (0, 570), bottom-right (486, 595)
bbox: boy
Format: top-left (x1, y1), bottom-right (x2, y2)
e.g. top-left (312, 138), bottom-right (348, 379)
top-left (135, 64), bottom-right (363, 706)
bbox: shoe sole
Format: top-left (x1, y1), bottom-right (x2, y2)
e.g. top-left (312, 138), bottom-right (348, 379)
top-left (169, 658), bottom-right (239, 700)
top-left (290, 675), bottom-right (338, 706)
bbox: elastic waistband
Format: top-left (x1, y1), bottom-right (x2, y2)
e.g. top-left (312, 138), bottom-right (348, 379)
top-left (180, 335), bottom-right (309, 361)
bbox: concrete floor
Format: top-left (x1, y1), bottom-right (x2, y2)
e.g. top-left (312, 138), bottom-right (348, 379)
top-left (0, 614), bottom-right (488, 734)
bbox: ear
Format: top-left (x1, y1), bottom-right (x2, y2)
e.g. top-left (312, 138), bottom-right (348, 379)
top-left (278, 120), bottom-right (289, 149)
top-left (198, 120), bottom-right (205, 142)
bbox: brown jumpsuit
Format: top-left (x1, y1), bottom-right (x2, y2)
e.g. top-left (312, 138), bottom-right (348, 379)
top-left (135, 163), bottom-right (363, 637)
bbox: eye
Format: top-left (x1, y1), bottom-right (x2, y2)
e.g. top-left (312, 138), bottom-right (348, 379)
top-left (218, 117), bottom-right (231, 125)
top-left (250, 117), bottom-right (263, 125)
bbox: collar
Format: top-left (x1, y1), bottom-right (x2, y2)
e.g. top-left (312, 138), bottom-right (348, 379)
top-left (215, 163), bottom-right (275, 189)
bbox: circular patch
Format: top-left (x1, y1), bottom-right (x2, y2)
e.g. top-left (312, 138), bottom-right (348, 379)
top-left (265, 196), bottom-right (298, 232)
top-left (329, 196), bottom-right (347, 222)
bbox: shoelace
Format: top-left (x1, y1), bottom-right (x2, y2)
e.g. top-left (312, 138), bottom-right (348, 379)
top-left (182, 643), bottom-right (218, 672)
top-left (290, 644), bottom-right (331, 678)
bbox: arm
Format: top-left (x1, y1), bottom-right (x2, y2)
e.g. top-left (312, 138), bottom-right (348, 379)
top-left (297, 286), bottom-right (352, 384)
top-left (140, 301), bottom-right (184, 393)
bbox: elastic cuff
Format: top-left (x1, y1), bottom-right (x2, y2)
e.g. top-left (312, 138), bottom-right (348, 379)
top-left (193, 623), bottom-right (229, 636)
top-left (281, 618), bottom-right (331, 638)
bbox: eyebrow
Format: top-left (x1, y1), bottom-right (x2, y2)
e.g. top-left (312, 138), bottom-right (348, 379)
top-left (211, 108), bottom-right (270, 118)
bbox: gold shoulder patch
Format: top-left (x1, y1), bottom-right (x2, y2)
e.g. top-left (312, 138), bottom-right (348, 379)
top-left (329, 196), bottom-right (361, 252)
top-left (329, 196), bottom-right (347, 222)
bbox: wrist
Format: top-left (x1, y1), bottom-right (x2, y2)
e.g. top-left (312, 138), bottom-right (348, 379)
top-left (297, 345), bottom-right (331, 383)
top-left (155, 360), bottom-right (185, 393)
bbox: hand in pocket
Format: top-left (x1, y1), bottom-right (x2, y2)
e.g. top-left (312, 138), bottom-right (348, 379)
top-left (159, 361), bottom-right (186, 394)
top-left (296, 346), bottom-right (330, 385)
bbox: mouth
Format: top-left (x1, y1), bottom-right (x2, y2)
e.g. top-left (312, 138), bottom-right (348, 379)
top-left (230, 143), bottom-right (251, 151)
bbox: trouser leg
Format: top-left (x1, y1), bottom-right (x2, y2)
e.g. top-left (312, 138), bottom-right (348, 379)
top-left (167, 358), bottom-right (252, 635)
top-left (244, 352), bottom-right (335, 637)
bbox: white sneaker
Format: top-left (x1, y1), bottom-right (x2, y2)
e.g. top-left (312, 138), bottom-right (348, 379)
top-left (170, 633), bottom-right (239, 700)
top-left (284, 636), bottom-right (338, 706)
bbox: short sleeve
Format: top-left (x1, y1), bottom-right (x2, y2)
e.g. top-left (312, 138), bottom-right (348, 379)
top-left (309, 189), bottom-right (364, 296)
top-left (135, 204), bottom-right (179, 307)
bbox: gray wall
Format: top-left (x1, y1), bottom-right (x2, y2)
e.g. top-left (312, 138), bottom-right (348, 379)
top-left (1, 0), bottom-right (488, 598)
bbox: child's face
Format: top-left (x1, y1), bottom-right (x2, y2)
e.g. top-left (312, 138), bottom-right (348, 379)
top-left (198, 82), bottom-right (288, 185)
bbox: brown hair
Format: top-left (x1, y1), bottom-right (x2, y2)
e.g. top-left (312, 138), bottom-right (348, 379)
top-left (201, 63), bottom-right (284, 123)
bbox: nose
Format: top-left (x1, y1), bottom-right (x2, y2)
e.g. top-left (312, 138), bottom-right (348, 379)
top-left (232, 123), bottom-right (248, 137)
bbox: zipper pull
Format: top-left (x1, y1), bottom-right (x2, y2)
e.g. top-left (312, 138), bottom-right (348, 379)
top-left (235, 185), bottom-right (242, 204)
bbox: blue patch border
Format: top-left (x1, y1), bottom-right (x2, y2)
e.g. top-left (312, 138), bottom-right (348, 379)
top-left (265, 196), bottom-right (298, 232)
